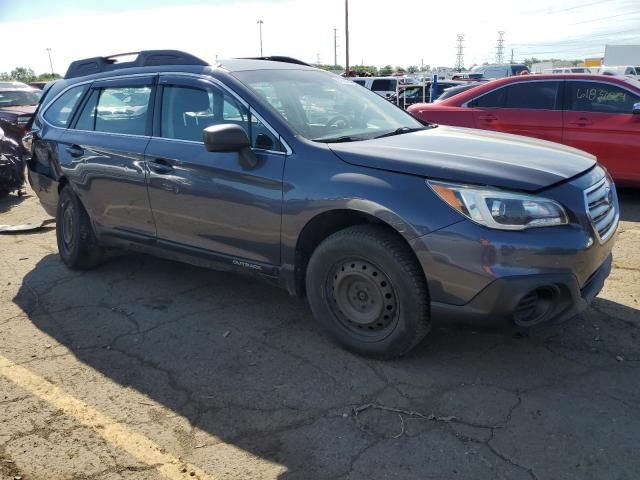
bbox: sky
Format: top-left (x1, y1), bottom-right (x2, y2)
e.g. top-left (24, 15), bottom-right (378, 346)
top-left (0, 0), bottom-right (639, 75)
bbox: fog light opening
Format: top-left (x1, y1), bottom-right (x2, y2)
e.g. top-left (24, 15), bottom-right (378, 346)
top-left (513, 286), bottom-right (559, 327)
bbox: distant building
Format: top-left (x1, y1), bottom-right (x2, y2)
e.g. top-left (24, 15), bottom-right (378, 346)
top-left (604, 45), bottom-right (640, 66)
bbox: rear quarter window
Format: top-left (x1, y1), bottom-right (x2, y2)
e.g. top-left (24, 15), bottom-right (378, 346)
top-left (42, 85), bottom-right (87, 127)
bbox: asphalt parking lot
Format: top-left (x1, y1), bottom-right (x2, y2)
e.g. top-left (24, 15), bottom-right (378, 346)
top-left (1, 188), bottom-right (639, 480)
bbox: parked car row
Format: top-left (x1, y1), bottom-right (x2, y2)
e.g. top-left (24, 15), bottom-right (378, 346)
top-left (408, 74), bottom-right (640, 187)
top-left (388, 81), bottom-right (465, 108)
top-left (22, 50), bottom-right (619, 358)
top-left (0, 81), bottom-right (41, 194)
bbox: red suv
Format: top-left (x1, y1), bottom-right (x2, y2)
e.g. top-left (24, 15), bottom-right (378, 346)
top-left (408, 74), bottom-right (640, 187)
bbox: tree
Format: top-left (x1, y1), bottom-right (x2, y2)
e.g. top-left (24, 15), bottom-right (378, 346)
top-left (314, 64), bottom-right (344, 72)
top-left (407, 65), bottom-right (419, 74)
top-left (10, 67), bottom-right (36, 83)
top-left (349, 65), bottom-right (378, 76)
top-left (522, 57), bottom-right (541, 68)
top-left (379, 65), bottom-right (393, 75)
top-left (0, 72), bottom-right (11, 81)
top-left (394, 66), bottom-right (405, 74)
top-left (37, 72), bottom-right (62, 81)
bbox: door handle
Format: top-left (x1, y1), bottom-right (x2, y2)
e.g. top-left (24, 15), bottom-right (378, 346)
top-left (148, 158), bottom-right (174, 174)
top-left (479, 114), bottom-right (497, 122)
top-left (569, 117), bottom-right (591, 126)
top-left (66, 144), bottom-right (84, 157)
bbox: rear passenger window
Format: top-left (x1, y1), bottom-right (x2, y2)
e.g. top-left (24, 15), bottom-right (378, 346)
top-left (504, 82), bottom-right (559, 110)
top-left (472, 87), bottom-right (506, 108)
top-left (43, 85), bottom-right (86, 127)
top-left (93, 86), bottom-right (151, 135)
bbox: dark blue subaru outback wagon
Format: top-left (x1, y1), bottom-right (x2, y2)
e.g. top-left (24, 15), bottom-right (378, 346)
top-left (25, 50), bottom-right (618, 357)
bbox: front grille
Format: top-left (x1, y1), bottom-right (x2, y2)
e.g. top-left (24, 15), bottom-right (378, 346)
top-left (584, 177), bottom-right (618, 243)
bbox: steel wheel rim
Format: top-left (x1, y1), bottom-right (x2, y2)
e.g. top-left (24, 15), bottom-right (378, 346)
top-left (61, 199), bottom-right (74, 252)
top-left (327, 259), bottom-right (398, 338)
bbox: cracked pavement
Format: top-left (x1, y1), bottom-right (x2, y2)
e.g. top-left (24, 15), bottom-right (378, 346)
top-left (0, 188), bottom-right (639, 480)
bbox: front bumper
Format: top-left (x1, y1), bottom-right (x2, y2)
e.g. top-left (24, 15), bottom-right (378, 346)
top-left (409, 167), bottom-right (617, 327)
top-left (429, 254), bottom-right (611, 327)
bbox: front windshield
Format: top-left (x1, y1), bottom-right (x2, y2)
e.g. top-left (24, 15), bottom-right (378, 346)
top-left (0, 90), bottom-right (41, 107)
top-left (234, 69), bottom-right (423, 142)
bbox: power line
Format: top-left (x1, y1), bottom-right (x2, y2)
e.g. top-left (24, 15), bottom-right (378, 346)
top-left (524, 0), bottom-right (620, 15)
top-left (569, 9), bottom-right (640, 25)
top-left (555, 0), bottom-right (619, 12)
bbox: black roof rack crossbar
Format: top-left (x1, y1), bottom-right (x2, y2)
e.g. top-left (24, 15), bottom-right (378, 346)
top-left (64, 50), bottom-right (208, 79)
top-left (241, 56), bottom-right (311, 66)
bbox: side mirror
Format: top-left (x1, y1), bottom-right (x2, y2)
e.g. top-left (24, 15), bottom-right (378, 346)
top-left (633, 102), bottom-right (640, 115)
top-left (202, 123), bottom-right (257, 169)
top-left (203, 124), bottom-right (250, 152)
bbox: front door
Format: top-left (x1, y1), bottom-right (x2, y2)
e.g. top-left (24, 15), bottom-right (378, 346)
top-left (562, 80), bottom-right (640, 184)
top-left (471, 81), bottom-right (564, 144)
top-left (144, 75), bottom-right (286, 266)
top-left (59, 77), bottom-right (156, 239)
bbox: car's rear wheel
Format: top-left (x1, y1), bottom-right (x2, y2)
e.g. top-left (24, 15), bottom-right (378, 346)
top-left (306, 224), bottom-right (431, 358)
top-left (56, 186), bottom-right (103, 269)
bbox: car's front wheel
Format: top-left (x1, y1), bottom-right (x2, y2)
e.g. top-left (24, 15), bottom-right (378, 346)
top-left (306, 225), bottom-right (431, 358)
top-left (56, 185), bottom-right (103, 269)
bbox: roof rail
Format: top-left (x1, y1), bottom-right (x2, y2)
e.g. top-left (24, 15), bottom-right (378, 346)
top-left (241, 56), bottom-right (311, 66)
top-left (64, 50), bottom-right (208, 79)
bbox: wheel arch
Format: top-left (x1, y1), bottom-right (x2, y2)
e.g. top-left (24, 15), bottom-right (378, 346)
top-left (290, 208), bottom-right (428, 298)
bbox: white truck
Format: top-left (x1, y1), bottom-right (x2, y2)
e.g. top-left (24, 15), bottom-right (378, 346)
top-left (603, 45), bottom-right (640, 74)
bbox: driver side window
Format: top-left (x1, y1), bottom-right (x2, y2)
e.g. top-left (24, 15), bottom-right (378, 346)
top-left (160, 83), bottom-right (284, 152)
top-left (160, 85), bottom-right (249, 142)
top-left (564, 81), bottom-right (640, 114)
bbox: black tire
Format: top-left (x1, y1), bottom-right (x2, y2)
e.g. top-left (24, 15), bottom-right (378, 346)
top-left (56, 186), bottom-right (103, 270)
top-left (306, 224), bottom-right (431, 358)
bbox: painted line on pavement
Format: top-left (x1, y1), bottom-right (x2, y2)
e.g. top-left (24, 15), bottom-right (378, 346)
top-left (0, 353), bottom-right (212, 480)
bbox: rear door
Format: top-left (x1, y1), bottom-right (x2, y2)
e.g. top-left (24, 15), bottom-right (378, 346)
top-left (57, 76), bottom-right (156, 239)
top-left (562, 80), bottom-right (640, 183)
top-left (144, 75), bottom-right (285, 265)
top-left (470, 81), bottom-right (563, 143)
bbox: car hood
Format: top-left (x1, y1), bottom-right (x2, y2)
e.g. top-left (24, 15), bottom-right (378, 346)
top-left (328, 125), bottom-right (596, 191)
top-left (0, 105), bottom-right (37, 116)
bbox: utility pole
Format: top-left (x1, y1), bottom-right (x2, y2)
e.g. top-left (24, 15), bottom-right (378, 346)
top-left (455, 34), bottom-right (464, 71)
top-left (333, 28), bottom-right (338, 68)
top-left (510, 48), bottom-right (514, 64)
top-left (46, 48), bottom-right (54, 75)
top-left (345, 0), bottom-right (350, 74)
top-left (257, 20), bottom-right (264, 56)
top-left (496, 31), bottom-right (505, 64)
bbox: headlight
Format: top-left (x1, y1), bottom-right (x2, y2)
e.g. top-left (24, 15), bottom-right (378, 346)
top-left (428, 181), bottom-right (568, 230)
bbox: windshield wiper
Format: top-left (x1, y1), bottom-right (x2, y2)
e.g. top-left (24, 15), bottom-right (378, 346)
top-left (313, 135), bottom-right (366, 143)
top-left (373, 126), bottom-right (431, 139)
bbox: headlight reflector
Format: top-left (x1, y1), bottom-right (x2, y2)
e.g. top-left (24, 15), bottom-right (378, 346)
top-left (429, 181), bottom-right (568, 230)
